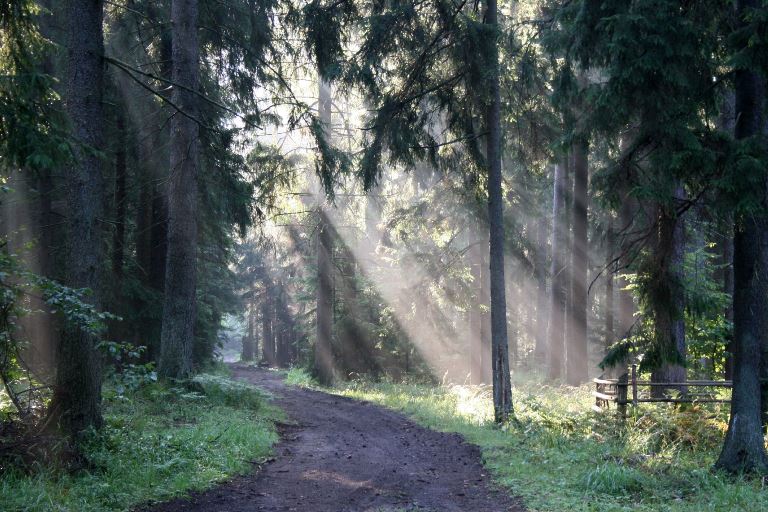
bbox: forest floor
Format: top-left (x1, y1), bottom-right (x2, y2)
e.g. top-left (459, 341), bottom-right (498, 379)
top-left (146, 364), bottom-right (524, 512)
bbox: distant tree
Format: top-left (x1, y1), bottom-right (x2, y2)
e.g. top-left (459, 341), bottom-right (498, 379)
top-left (548, 160), bottom-right (567, 380)
top-left (566, 137), bottom-right (589, 385)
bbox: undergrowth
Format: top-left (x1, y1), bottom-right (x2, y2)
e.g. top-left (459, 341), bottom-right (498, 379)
top-left (285, 367), bottom-right (765, 512)
top-left (0, 371), bottom-right (279, 512)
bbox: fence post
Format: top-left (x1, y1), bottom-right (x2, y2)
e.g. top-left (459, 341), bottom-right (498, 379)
top-left (631, 364), bottom-right (638, 407)
top-left (617, 371), bottom-right (628, 420)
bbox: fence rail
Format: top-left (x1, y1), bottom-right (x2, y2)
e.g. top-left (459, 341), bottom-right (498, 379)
top-left (593, 365), bottom-right (732, 416)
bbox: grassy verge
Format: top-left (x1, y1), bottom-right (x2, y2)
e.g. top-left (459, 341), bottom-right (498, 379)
top-left (284, 367), bottom-right (764, 512)
top-left (0, 371), bottom-right (280, 512)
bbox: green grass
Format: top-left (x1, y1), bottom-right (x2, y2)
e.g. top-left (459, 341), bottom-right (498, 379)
top-left (0, 372), bottom-right (280, 512)
top-left (283, 368), bottom-right (766, 512)
top-left (284, 366), bottom-right (318, 388)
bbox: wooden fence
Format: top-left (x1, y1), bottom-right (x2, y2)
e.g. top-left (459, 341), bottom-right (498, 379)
top-left (593, 364), bottom-right (732, 416)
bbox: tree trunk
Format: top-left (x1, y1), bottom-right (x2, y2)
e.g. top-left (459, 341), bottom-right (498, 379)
top-left (314, 76), bottom-right (335, 384)
top-left (716, 0), bottom-right (768, 472)
top-left (567, 138), bottom-right (589, 385)
top-left (604, 217), bottom-right (615, 354)
top-left (548, 161), bottom-right (567, 380)
top-left (261, 295), bottom-right (275, 365)
top-left (315, 211), bottom-right (335, 384)
top-left (159, 0), bottom-right (199, 380)
top-left (48, 0), bottom-right (106, 440)
top-left (534, 216), bottom-right (549, 364)
top-left (650, 187), bottom-right (687, 398)
top-left (485, 0), bottom-right (512, 422)
top-left (241, 304), bottom-right (255, 362)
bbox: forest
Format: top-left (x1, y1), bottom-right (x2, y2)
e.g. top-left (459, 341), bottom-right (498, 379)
top-left (1, 0), bottom-right (767, 510)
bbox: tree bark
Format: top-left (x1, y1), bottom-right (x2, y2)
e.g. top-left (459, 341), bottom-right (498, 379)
top-left (485, 0), bottom-right (512, 422)
top-left (48, 0), bottom-right (106, 440)
top-left (548, 161), bottom-right (567, 380)
top-left (650, 187), bottom-right (687, 398)
top-left (566, 138), bottom-right (589, 385)
top-left (715, 0), bottom-right (768, 473)
top-left (159, 0), bottom-right (199, 379)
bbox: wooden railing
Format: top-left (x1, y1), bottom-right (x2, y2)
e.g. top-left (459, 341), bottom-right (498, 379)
top-left (593, 364), bottom-right (732, 416)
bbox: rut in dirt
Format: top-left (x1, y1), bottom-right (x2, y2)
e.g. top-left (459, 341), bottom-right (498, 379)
top-left (144, 365), bottom-right (524, 512)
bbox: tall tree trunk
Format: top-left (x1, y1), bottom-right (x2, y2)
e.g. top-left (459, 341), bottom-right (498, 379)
top-left (567, 138), bottom-right (589, 385)
top-left (314, 77), bottom-right (335, 385)
top-left (716, 0), bottom-right (768, 472)
top-left (548, 161), bottom-right (567, 380)
top-left (48, 0), bottom-right (105, 439)
top-left (607, 156), bottom-right (637, 380)
top-left (650, 187), bottom-right (687, 398)
top-left (241, 303), bottom-right (255, 362)
top-left (485, 0), bottom-right (512, 422)
top-left (261, 295), bottom-right (275, 364)
top-left (159, 0), bottom-right (199, 379)
top-left (534, 216), bottom-right (549, 364)
top-left (604, 217), bottom-right (615, 354)
top-left (315, 211), bottom-right (335, 384)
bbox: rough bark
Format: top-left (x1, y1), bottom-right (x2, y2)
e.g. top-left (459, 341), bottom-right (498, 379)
top-left (548, 161), bottom-right (567, 380)
top-left (48, 0), bottom-right (106, 439)
top-left (567, 138), bottom-right (589, 385)
top-left (158, 0), bottom-right (199, 380)
top-left (650, 186), bottom-right (687, 398)
top-left (485, 0), bottom-right (512, 422)
top-left (715, 0), bottom-right (768, 473)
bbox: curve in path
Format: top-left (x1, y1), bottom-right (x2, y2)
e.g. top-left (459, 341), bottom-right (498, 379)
top-left (145, 365), bottom-right (524, 512)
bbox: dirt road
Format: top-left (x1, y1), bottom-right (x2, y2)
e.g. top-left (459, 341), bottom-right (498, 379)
top-left (145, 365), bottom-right (523, 511)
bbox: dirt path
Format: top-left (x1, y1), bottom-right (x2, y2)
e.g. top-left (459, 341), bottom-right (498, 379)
top-left (145, 365), bottom-right (524, 512)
